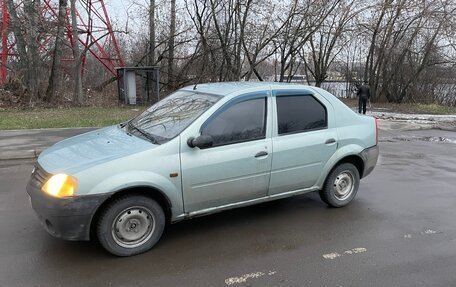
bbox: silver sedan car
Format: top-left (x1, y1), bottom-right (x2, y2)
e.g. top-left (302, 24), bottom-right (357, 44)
top-left (27, 82), bottom-right (379, 256)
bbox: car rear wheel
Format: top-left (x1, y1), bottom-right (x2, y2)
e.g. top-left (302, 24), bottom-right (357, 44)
top-left (320, 163), bottom-right (360, 207)
top-left (97, 195), bottom-right (165, 256)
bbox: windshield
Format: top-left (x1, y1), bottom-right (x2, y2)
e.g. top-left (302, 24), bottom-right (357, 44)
top-left (128, 90), bottom-right (221, 144)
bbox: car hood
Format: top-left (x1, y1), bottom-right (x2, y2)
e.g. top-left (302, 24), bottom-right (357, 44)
top-left (38, 125), bottom-right (155, 174)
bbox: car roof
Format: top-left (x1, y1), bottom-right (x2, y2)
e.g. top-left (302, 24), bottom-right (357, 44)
top-left (181, 82), bottom-right (314, 97)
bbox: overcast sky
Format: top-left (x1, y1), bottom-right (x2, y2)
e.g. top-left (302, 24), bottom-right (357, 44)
top-left (104, 0), bottom-right (129, 26)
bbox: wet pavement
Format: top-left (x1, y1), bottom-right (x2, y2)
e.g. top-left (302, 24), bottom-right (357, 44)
top-left (1, 129), bottom-right (456, 286)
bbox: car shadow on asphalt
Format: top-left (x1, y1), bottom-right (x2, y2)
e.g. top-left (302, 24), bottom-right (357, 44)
top-left (37, 191), bottom-right (368, 265)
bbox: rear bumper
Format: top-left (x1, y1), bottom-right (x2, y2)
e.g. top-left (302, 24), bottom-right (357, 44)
top-left (360, 145), bottom-right (379, 178)
top-left (27, 182), bottom-right (110, 241)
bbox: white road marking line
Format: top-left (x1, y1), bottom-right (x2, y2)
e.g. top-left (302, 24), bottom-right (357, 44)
top-left (323, 248), bottom-right (367, 260)
top-left (224, 270), bottom-right (277, 286)
top-left (323, 252), bottom-right (341, 260)
top-left (352, 247), bottom-right (367, 253)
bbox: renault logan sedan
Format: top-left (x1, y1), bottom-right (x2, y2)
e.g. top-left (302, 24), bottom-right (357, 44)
top-left (27, 82), bottom-right (379, 256)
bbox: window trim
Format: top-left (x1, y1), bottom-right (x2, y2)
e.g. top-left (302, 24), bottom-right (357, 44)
top-left (199, 93), bottom-right (268, 148)
top-left (275, 93), bottom-right (328, 136)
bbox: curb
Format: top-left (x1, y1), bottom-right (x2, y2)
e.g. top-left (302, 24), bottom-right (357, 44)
top-left (0, 127), bottom-right (98, 133)
top-left (0, 149), bottom-right (43, 161)
top-left (0, 127), bottom-right (94, 161)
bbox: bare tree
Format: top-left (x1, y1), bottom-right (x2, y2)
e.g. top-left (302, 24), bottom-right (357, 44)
top-left (301, 0), bottom-right (363, 87)
top-left (241, 0), bottom-right (286, 81)
top-left (274, 0), bottom-right (338, 82)
top-left (362, 0), bottom-right (456, 103)
top-left (6, 0), bottom-right (42, 103)
top-left (3, 0), bottom-right (456, 107)
top-left (184, 0), bottom-right (214, 82)
top-left (209, 0), bottom-right (239, 80)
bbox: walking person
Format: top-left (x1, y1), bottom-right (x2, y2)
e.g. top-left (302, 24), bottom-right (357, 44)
top-left (357, 82), bottom-right (370, 114)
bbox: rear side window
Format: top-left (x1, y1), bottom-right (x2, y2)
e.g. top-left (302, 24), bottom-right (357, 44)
top-left (202, 97), bottom-right (267, 146)
top-left (276, 95), bottom-right (327, 135)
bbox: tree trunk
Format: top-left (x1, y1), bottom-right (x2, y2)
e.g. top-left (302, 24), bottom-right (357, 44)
top-left (70, 0), bottom-right (83, 104)
top-left (149, 0), bottom-right (155, 66)
top-left (46, 0), bottom-right (68, 102)
top-left (23, 0), bottom-right (41, 103)
top-left (168, 0), bottom-right (176, 90)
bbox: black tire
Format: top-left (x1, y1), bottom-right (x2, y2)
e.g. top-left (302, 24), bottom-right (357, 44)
top-left (319, 163), bottom-right (360, 208)
top-left (97, 195), bottom-right (165, 256)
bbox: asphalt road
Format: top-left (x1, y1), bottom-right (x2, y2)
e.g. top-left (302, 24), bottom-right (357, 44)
top-left (1, 129), bottom-right (456, 287)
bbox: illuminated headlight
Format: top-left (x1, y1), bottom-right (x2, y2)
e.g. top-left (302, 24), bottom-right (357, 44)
top-left (41, 174), bottom-right (78, 198)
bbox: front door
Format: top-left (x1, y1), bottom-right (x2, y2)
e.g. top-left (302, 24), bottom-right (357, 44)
top-left (180, 94), bottom-right (272, 212)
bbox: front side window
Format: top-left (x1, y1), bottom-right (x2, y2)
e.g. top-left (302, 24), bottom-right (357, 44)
top-left (129, 90), bottom-right (221, 144)
top-left (201, 97), bottom-right (267, 147)
top-left (276, 95), bottom-right (327, 135)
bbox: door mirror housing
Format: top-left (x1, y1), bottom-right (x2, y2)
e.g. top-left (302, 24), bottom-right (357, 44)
top-left (187, 135), bottom-right (213, 149)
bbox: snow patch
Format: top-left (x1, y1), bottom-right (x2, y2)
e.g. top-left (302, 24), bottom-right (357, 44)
top-left (323, 248), bottom-right (367, 260)
top-left (323, 252), bottom-right (341, 260)
top-left (225, 270), bottom-right (277, 286)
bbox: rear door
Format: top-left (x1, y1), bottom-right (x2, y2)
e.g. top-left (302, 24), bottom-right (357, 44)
top-left (269, 90), bottom-right (337, 195)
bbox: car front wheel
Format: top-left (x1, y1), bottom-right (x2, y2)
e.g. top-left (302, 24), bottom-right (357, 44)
top-left (320, 163), bottom-right (360, 207)
top-left (97, 195), bottom-right (165, 256)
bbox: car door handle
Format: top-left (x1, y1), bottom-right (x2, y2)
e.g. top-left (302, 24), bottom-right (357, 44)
top-left (325, 138), bottom-right (336, 144)
top-left (254, 151), bottom-right (268, 158)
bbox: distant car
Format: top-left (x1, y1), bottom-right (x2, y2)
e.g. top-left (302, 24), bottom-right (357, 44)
top-left (27, 82), bottom-right (379, 256)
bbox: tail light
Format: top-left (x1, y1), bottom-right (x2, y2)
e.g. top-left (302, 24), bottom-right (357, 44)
top-left (374, 117), bottom-right (379, 145)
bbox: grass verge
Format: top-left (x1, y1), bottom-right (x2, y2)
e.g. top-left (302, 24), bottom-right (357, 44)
top-left (340, 99), bottom-right (456, 115)
top-left (0, 106), bottom-right (146, 130)
top-left (1, 101), bottom-right (454, 130)
top-left (404, 103), bottom-right (456, 115)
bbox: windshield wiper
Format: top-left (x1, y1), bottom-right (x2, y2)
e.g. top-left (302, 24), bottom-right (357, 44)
top-left (119, 119), bottom-right (132, 128)
top-left (128, 121), bottom-right (159, 144)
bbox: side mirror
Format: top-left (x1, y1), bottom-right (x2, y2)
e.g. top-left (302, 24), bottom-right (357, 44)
top-left (187, 135), bottom-right (213, 149)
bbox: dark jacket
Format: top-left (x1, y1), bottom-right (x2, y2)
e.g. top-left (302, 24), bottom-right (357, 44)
top-left (357, 85), bottom-right (370, 99)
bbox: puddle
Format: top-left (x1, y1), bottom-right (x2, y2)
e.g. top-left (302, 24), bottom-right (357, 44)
top-left (388, 136), bottom-right (456, 144)
top-left (420, 136), bottom-right (456, 143)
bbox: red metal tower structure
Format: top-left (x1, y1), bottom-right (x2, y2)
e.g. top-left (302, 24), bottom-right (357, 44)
top-left (0, 0), bottom-right (124, 85)
top-left (0, 0), bottom-right (11, 84)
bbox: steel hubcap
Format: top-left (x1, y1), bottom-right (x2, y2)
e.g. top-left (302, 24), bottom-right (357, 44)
top-left (333, 171), bottom-right (354, 200)
top-left (112, 207), bottom-right (155, 248)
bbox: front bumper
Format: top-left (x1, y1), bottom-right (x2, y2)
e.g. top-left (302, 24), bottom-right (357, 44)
top-left (360, 145), bottom-right (379, 178)
top-left (27, 181), bottom-right (110, 241)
